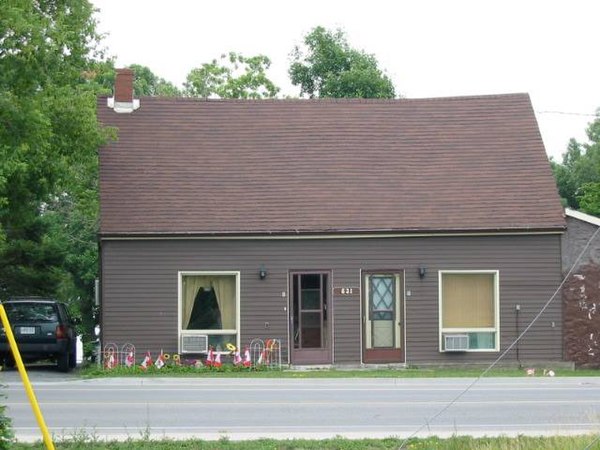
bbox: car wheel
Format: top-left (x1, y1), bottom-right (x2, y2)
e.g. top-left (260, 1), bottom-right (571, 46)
top-left (57, 351), bottom-right (70, 372)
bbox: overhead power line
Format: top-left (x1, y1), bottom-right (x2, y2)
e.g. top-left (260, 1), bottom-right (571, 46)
top-left (536, 110), bottom-right (599, 117)
top-left (398, 224), bottom-right (600, 449)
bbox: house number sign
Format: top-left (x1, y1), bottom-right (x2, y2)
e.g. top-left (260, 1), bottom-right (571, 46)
top-left (334, 287), bottom-right (360, 297)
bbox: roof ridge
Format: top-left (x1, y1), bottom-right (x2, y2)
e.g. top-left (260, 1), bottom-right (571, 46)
top-left (99, 93), bottom-right (530, 104)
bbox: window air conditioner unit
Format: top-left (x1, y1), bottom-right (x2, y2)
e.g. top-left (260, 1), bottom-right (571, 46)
top-left (444, 334), bottom-right (469, 352)
top-left (181, 334), bottom-right (209, 353)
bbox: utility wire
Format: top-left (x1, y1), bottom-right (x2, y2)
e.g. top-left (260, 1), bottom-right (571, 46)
top-left (399, 224), bottom-right (600, 449)
top-left (536, 110), bottom-right (598, 117)
top-left (583, 432), bottom-right (600, 450)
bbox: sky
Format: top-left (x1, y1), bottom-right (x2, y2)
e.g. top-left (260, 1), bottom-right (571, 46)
top-left (92, 0), bottom-right (599, 161)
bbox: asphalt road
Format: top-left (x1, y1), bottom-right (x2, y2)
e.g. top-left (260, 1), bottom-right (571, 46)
top-left (3, 369), bottom-right (600, 442)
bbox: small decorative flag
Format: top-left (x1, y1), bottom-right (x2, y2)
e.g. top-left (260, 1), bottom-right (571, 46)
top-left (213, 352), bottom-right (222, 368)
top-left (155, 350), bottom-right (165, 369)
top-left (205, 347), bottom-right (214, 367)
top-left (257, 349), bottom-right (266, 365)
top-left (233, 350), bottom-right (242, 366)
top-left (243, 347), bottom-right (251, 368)
top-left (140, 351), bottom-right (152, 370)
top-left (125, 351), bottom-right (134, 368)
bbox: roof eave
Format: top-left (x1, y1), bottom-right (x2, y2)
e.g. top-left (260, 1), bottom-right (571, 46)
top-left (98, 225), bottom-right (566, 240)
top-left (565, 208), bottom-right (600, 227)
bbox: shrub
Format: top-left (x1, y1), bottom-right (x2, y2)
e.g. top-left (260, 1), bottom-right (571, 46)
top-left (0, 386), bottom-right (13, 449)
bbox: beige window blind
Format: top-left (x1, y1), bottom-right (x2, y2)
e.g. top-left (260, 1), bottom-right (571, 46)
top-left (442, 273), bottom-right (494, 328)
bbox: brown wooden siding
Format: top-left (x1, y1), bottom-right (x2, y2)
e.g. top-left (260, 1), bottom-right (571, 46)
top-left (101, 234), bottom-right (563, 364)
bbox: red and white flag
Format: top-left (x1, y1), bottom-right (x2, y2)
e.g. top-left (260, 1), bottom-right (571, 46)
top-left (243, 347), bottom-right (251, 367)
top-left (233, 350), bottom-right (242, 366)
top-left (213, 352), bottom-right (222, 368)
top-left (205, 348), bottom-right (214, 367)
top-left (155, 350), bottom-right (165, 369)
top-left (140, 351), bottom-right (152, 370)
top-left (125, 351), bottom-right (134, 368)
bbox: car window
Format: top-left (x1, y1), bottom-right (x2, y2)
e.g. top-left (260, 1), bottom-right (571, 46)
top-left (5, 303), bottom-right (59, 323)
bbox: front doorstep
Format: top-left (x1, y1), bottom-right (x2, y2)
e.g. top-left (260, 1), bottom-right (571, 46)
top-left (288, 364), bottom-right (333, 370)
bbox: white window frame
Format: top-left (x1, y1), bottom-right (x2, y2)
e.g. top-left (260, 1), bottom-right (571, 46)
top-left (178, 270), bottom-right (241, 353)
top-left (438, 270), bottom-right (500, 352)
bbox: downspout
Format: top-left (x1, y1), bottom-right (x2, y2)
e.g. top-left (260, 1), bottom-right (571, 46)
top-left (96, 238), bottom-right (103, 366)
top-left (515, 303), bottom-right (521, 368)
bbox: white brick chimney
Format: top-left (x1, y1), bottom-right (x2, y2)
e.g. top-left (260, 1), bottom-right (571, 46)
top-left (107, 68), bottom-right (140, 113)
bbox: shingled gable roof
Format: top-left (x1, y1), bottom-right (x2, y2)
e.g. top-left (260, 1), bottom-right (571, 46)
top-left (97, 93), bottom-right (565, 236)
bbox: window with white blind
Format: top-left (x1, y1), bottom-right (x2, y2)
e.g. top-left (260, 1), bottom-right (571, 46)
top-left (439, 271), bottom-right (499, 352)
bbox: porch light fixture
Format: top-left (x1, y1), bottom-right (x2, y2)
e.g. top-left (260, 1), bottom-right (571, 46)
top-left (259, 265), bottom-right (268, 280)
top-left (418, 266), bottom-right (427, 279)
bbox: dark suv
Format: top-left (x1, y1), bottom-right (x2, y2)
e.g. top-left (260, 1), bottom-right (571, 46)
top-left (0, 298), bottom-right (77, 372)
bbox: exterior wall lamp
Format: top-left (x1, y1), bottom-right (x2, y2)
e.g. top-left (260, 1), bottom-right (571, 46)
top-left (418, 266), bottom-right (427, 279)
top-left (259, 265), bottom-right (268, 280)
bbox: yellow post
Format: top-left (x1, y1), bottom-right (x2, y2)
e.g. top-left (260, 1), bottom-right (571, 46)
top-left (0, 303), bottom-right (55, 450)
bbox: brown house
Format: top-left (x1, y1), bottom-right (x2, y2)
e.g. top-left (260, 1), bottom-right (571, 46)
top-left (97, 70), bottom-right (565, 366)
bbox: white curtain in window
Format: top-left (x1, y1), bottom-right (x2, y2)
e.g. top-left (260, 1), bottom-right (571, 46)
top-left (211, 276), bottom-right (236, 329)
top-left (182, 276), bottom-right (212, 329)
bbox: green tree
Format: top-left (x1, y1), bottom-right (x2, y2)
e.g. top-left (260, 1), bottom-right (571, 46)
top-left (289, 26), bottom-right (396, 99)
top-left (185, 52), bottom-right (280, 99)
top-left (578, 182), bottom-right (600, 216)
top-left (551, 111), bottom-right (600, 215)
top-left (129, 64), bottom-right (181, 96)
top-left (47, 61), bottom-right (176, 353)
top-left (86, 61), bottom-right (182, 97)
top-left (0, 0), bottom-right (109, 350)
top-left (44, 189), bottom-right (100, 353)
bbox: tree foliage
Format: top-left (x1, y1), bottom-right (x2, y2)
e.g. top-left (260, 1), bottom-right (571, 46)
top-left (185, 52), bottom-right (279, 99)
top-left (129, 64), bottom-right (181, 96)
top-left (289, 26), bottom-right (396, 99)
top-left (0, 0), bottom-right (109, 348)
top-left (552, 112), bottom-right (600, 216)
top-left (0, 395), bottom-right (11, 449)
top-left (578, 182), bottom-right (600, 216)
top-left (90, 61), bottom-right (182, 97)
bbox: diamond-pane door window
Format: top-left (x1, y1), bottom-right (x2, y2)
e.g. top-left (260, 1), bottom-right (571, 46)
top-left (370, 276), bottom-right (394, 320)
top-left (370, 276), bottom-right (395, 348)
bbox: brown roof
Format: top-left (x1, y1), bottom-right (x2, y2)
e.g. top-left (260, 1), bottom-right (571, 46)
top-left (97, 94), bottom-right (565, 236)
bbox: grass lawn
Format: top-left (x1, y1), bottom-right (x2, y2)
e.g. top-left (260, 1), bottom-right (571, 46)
top-left (79, 364), bottom-right (600, 379)
top-left (11, 435), bottom-right (600, 450)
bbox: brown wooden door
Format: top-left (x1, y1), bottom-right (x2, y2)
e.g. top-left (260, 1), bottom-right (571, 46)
top-left (363, 272), bottom-right (405, 363)
top-left (290, 272), bottom-right (332, 365)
